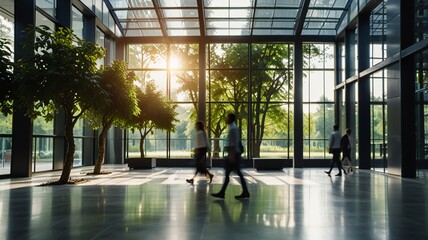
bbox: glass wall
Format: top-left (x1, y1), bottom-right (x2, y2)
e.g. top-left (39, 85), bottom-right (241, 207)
top-left (370, 1), bottom-right (387, 68)
top-left (126, 44), bottom-right (170, 158)
top-left (415, 0), bottom-right (428, 42)
top-left (73, 119), bottom-right (84, 167)
top-left (370, 70), bottom-right (387, 172)
top-left (415, 48), bottom-right (428, 177)
top-left (36, 0), bottom-right (56, 18)
top-left (72, 6), bottom-right (84, 39)
top-left (337, 42), bottom-right (345, 83)
top-left (95, 27), bottom-right (105, 66)
top-left (169, 44), bottom-right (199, 158)
top-left (32, 116), bottom-right (54, 172)
top-left (207, 43), bottom-right (295, 160)
top-left (0, 7), bottom-right (14, 176)
top-left (369, 2), bottom-right (388, 172)
top-left (302, 43), bottom-right (335, 159)
top-left (126, 42), bottom-right (298, 160)
top-left (29, 9), bottom-right (56, 172)
top-left (208, 43), bottom-right (249, 159)
top-left (250, 43), bottom-right (293, 159)
top-left (0, 114), bottom-right (12, 175)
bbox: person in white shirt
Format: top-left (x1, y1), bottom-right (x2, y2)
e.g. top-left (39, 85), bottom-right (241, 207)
top-left (211, 113), bottom-right (249, 199)
top-left (325, 125), bottom-right (344, 176)
top-left (186, 121), bottom-right (214, 184)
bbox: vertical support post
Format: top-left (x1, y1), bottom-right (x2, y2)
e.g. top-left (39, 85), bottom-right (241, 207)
top-left (358, 13), bottom-right (371, 170)
top-left (293, 40), bottom-right (303, 168)
top-left (11, 0), bottom-right (36, 177)
top-left (198, 43), bottom-right (206, 123)
top-left (388, 0), bottom-right (416, 177)
top-left (53, 0), bottom-right (72, 170)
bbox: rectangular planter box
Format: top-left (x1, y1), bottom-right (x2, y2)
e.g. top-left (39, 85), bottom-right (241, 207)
top-left (126, 158), bottom-right (156, 169)
top-left (253, 158), bottom-right (284, 170)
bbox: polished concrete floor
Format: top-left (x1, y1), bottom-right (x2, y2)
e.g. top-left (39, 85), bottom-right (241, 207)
top-left (0, 165), bottom-right (427, 240)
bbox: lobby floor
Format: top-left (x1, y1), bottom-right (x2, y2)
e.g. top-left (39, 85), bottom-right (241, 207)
top-left (0, 165), bottom-right (427, 240)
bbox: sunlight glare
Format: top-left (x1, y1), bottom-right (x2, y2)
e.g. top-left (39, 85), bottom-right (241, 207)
top-left (169, 55), bottom-right (181, 70)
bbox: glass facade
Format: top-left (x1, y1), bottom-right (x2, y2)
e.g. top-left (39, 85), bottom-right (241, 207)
top-left (369, 70), bottom-right (387, 172)
top-left (302, 43), bottom-right (335, 159)
top-left (126, 44), bottom-right (170, 158)
top-left (370, 1), bottom-right (386, 68)
top-left (416, 48), bottom-right (428, 177)
top-left (1, 0), bottom-right (427, 177)
top-left (415, 0), bottom-right (428, 42)
top-left (0, 6), bottom-right (13, 176)
top-left (72, 6), bottom-right (84, 39)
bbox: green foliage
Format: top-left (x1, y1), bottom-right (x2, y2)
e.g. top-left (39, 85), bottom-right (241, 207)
top-left (14, 26), bottom-right (106, 121)
top-left (174, 44), bottom-right (199, 115)
top-left (128, 81), bottom-right (178, 157)
top-left (0, 114), bottom-right (12, 134)
top-left (13, 25), bottom-right (105, 183)
top-left (33, 116), bottom-right (54, 135)
top-left (87, 60), bottom-right (139, 130)
top-left (0, 37), bottom-right (13, 115)
top-left (131, 81), bottom-right (178, 132)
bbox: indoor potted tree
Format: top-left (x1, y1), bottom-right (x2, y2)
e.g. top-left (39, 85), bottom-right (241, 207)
top-left (86, 60), bottom-right (139, 174)
top-left (14, 26), bottom-right (105, 184)
top-left (126, 81), bottom-right (178, 169)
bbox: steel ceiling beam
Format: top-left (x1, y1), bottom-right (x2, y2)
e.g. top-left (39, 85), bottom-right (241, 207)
top-left (152, 0), bottom-right (168, 38)
top-left (294, 0), bottom-right (310, 36)
top-left (197, 0), bottom-right (205, 37)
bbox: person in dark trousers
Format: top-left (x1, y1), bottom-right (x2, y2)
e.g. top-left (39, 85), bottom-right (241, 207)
top-left (325, 125), bottom-right (343, 176)
top-left (186, 121), bottom-right (214, 184)
top-left (211, 113), bottom-right (250, 199)
top-left (341, 128), bottom-right (354, 174)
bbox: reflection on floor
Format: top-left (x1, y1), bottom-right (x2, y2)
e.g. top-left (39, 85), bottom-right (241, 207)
top-left (1, 165), bottom-right (427, 240)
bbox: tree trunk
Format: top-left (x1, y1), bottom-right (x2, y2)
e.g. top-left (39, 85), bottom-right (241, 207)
top-left (93, 124), bottom-right (111, 174)
top-left (213, 139), bottom-right (220, 158)
top-left (253, 140), bottom-right (261, 158)
top-left (59, 116), bottom-right (75, 184)
top-left (139, 130), bottom-right (145, 158)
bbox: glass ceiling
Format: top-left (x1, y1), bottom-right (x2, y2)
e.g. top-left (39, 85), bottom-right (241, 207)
top-left (107, 0), bottom-right (352, 37)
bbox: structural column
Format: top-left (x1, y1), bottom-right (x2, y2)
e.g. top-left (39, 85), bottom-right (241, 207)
top-left (293, 40), bottom-right (303, 168)
top-left (357, 13), bottom-right (371, 170)
top-left (11, 0), bottom-right (36, 177)
top-left (387, 0), bottom-right (416, 177)
top-left (344, 30), bottom-right (356, 133)
top-left (198, 43), bottom-right (207, 123)
top-left (52, 0), bottom-right (73, 169)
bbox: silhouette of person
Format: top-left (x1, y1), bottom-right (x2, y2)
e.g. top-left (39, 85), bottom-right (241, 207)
top-left (341, 128), bottom-right (354, 173)
top-left (211, 113), bottom-right (250, 199)
top-left (186, 121), bottom-right (214, 184)
top-left (325, 125), bottom-right (343, 176)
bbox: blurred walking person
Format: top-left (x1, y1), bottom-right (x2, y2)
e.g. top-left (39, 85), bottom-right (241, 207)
top-left (211, 113), bottom-right (249, 199)
top-left (341, 128), bottom-right (354, 174)
top-left (186, 121), bottom-right (214, 184)
top-left (325, 125), bottom-right (343, 176)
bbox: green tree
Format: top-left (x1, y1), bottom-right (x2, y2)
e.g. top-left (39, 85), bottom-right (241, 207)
top-left (176, 43), bottom-right (321, 158)
top-left (174, 44), bottom-right (199, 114)
top-left (0, 37), bottom-right (13, 115)
top-left (14, 26), bottom-right (105, 184)
top-left (208, 44), bottom-right (248, 157)
top-left (251, 44), bottom-right (293, 157)
top-left (128, 81), bottom-right (178, 158)
top-left (87, 60), bottom-right (139, 174)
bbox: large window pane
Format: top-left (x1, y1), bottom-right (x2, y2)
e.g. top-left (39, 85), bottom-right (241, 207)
top-left (170, 104), bottom-right (194, 158)
top-left (303, 43), bottom-right (335, 159)
top-left (33, 137), bottom-right (53, 172)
